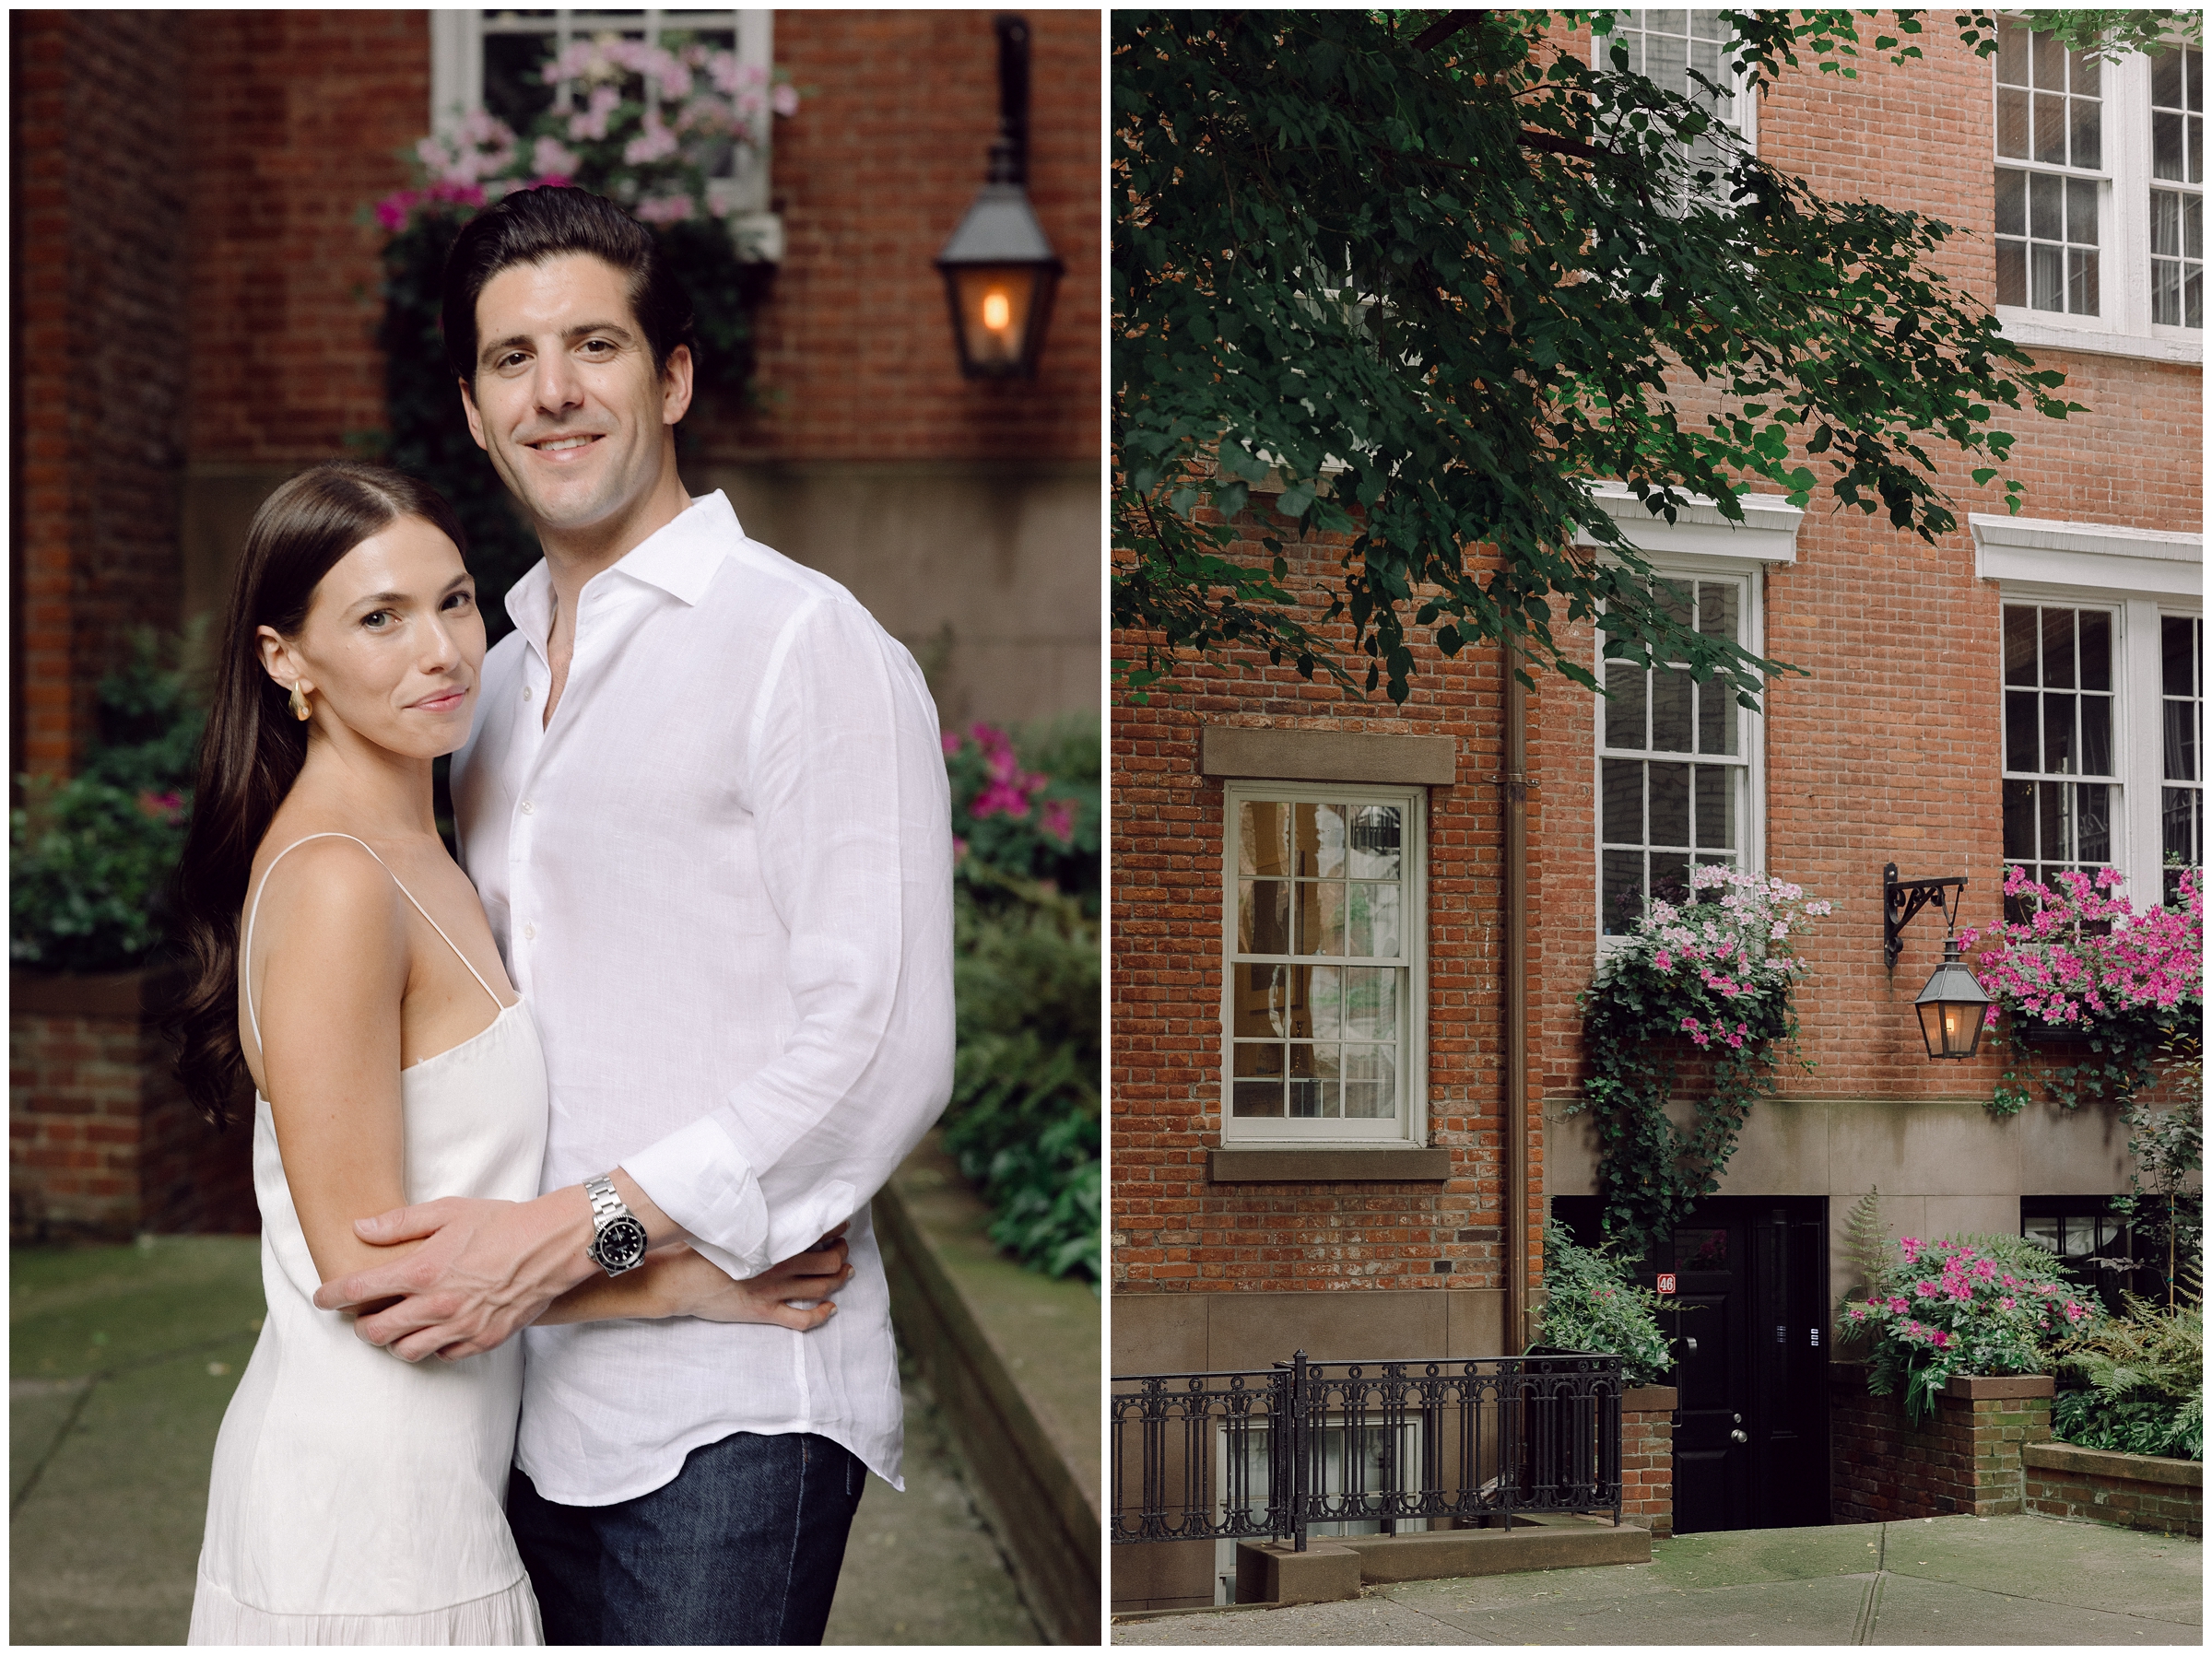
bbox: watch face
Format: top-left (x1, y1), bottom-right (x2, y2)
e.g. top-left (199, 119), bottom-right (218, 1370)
top-left (594, 1215), bottom-right (650, 1272)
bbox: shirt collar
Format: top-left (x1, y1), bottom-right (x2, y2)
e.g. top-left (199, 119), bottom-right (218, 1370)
top-left (501, 490), bottom-right (741, 643)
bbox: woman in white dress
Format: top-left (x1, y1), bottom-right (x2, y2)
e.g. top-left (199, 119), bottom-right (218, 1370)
top-left (168, 463), bottom-right (850, 1645)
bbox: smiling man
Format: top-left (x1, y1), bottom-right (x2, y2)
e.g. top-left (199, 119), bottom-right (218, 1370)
top-left (310, 185), bottom-right (956, 1645)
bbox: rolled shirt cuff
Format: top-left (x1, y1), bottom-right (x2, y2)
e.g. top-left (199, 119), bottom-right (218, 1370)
top-left (621, 1116), bottom-right (771, 1280)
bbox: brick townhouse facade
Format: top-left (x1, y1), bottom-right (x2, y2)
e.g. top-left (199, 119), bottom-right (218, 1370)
top-left (12, 6), bottom-right (1100, 783)
top-left (1109, 18), bottom-right (2201, 1609)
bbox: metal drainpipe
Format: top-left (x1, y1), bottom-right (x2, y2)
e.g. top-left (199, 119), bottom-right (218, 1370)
top-left (1503, 644), bottom-right (1530, 1355)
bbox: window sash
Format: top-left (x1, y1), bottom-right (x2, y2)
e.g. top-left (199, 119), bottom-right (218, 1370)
top-left (1594, 569), bottom-right (1758, 939)
top-left (1221, 782), bottom-right (1425, 1144)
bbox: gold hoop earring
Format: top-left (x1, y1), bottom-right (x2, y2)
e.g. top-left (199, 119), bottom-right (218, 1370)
top-left (288, 684), bottom-right (311, 722)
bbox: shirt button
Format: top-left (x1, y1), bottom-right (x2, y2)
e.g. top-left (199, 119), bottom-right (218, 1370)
top-left (523, 687), bottom-right (534, 701)
top-left (524, 924), bottom-right (537, 941)
top-left (521, 800), bottom-right (535, 815)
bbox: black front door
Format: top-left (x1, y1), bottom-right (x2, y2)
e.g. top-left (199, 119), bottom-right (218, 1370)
top-left (1554, 1195), bottom-right (1829, 1532)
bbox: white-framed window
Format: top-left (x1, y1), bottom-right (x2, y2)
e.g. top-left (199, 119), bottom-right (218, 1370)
top-left (429, 10), bottom-right (779, 252)
top-left (1209, 1416), bottom-right (1428, 1605)
top-left (1591, 11), bottom-right (1757, 208)
top-left (1972, 512), bottom-right (2206, 912)
top-left (1575, 485), bottom-right (1796, 946)
top-left (1598, 571), bottom-right (1759, 936)
top-left (1219, 782), bottom-right (1428, 1146)
top-left (2001, 601), bottom-right (2121, 906)
top-left (2160, 614), bottom-right (2204, 903)
top-left (1993, 18), bottom-right (2204, 363)
top-left (2149, 44), bottom-right (2205, 327)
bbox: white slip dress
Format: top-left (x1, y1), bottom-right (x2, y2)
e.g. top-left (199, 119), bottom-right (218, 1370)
top-left (189, 833), bottom-right (548, 1645)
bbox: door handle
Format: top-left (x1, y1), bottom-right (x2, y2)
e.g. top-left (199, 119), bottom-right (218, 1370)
top-left (1730, 1428), bottom-right (1748, 1443)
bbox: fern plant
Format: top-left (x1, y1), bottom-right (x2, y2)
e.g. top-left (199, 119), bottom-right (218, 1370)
top-left (1832, 1186), bottom-right (1892, 1348)
top-left (2052, 1266), bottom-right (2205, 1461)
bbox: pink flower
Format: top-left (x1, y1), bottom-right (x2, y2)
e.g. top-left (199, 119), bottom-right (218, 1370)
top-left (2000, 1297), bottom-right (2016, 1310)
top-left (771, 82), bottom-right (801, 117)
top-left (532, 135), bottom-right (581, 179)
top-left (941, 732), bottom-right (961, 757)
top-left (1932, 1330), bottom-right (1950, 1349)
top-left (569, 85), bottom-right (622, 143)
top-left (1913, 1279), bottom-right (1937, 1298)
top-left (1037, 797), bottom-right (1077, 845)
top-left (623, 110), bottom-right (680, 166)
top-left (633, 193), bottom-right (695, 224)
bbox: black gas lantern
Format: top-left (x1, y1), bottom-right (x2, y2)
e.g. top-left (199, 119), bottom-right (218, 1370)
top-left (1883, 862), bottom-right (1993, 1061)
top-left (935, 15), bottom-right (1063, 379)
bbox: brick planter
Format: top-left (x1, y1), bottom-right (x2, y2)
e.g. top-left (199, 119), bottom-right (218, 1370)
top-left (1620, 1384), bottom-right (1676, 1537)
top-left (10, 968), bottom-right (255, 1240)
top-left (2023, 1440), bottom-right (2203, 1537)
top-left (1829, 1360), bottom-right (2053, 1521)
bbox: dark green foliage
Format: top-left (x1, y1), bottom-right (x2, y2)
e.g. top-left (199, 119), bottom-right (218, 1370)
top-left (2053, 1278), bottom-right (2205, 1461)
top-left (2051, 1391), bottom-right (2203, 1461)
top-left (1537, 1221), bottom-right (1677, 1385)
top-left (12, 632), bottom-right (206, 972)
top-left (1833, 1186), bottom-right (1893, 1346)
top-left (368, 205), bottom-right (770, 644)
top-left (1575, 949), bottom-right (1798, 1262)
top-left (942, 863), bottom-right (1101, 1283)
top-left (1112, 9), bottom-right (2092, 704)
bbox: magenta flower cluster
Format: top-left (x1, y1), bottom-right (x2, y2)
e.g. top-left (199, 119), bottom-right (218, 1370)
top-left (1959, 866), bottom-right (2202, 1033)
top-left (378, 32), bottom-right (800, 236)
top-left (1611, 863), bottom-right (1832, 1041)
top-left (1847, 1236), bottom-right (2093, 1420)
top-left (941, 723), bottom-right (1076, 846)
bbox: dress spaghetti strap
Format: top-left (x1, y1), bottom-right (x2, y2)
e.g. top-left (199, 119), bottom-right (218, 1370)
top-left (242, 832), bottom-right (507, 1059)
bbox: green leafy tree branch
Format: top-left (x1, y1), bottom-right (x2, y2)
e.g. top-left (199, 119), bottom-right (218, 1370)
top-left (1109, 9), bottom-right (2184, 704)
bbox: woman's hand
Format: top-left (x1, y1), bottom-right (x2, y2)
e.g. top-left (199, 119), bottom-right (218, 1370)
top-left (664, 1231), bottom-right (854, 1330)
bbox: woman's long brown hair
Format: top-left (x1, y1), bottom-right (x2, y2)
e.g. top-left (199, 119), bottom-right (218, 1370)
top-left (167, 462), bottom-right (471, 1128)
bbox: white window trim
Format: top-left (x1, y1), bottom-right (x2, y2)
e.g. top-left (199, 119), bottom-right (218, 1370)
top-left (1577, 487), bottom-right (1786, 954)
top-left (429, 10), bottom-right (782, 262)
top-left (1993, 31), bottom-right (2205, 364)
top-left (1587, 18), bottom-right (1759, 153)
top-left (1976, 513), bottom-right (2206, 909)
top-left (1218, 780), bottom-right (1430, 1150)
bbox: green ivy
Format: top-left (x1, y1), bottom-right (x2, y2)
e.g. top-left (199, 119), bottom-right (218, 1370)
top-left (1574, 950), bottom-right (1798, 1265)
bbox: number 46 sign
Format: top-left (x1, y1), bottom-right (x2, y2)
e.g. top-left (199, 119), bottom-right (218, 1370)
top-left (1655, 1273), bottom-right (1677, 1296)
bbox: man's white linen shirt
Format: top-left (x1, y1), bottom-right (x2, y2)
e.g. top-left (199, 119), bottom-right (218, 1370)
top-left (452, 490), bottom-right (954, 1506)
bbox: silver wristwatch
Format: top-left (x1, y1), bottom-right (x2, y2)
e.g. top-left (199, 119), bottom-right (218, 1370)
top-left (582, 1173), bottom-right (650, 1276)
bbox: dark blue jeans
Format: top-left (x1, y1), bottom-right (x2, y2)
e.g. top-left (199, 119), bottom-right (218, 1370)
top-left (508, 1431), bottom-right (865, 1645)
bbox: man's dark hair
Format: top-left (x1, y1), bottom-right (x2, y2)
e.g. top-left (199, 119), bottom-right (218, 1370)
top-left (441, 185), bottom-right (697, 386)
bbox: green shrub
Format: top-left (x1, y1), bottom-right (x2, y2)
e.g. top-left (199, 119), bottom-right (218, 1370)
top-left (2053, 1281), bottom-right (2204, 1461)
top-left (1536, 1221), bottom-right (1675, 1386)
top-left (941, 862), bottom-right (1100, 1283)
top-left (10, 630), bottom-right (205, 973)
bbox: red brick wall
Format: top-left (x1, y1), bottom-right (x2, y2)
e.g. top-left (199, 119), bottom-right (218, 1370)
top-left (1830, 1367), bottom-right (2053, 1520)
top-left (1110, 548), bottom-right (1529, 1294)
top-left (2023, 1444), bottom-right (2203, 1536)
top-left (712, 9), bottom-right (1100, 464)
top-left (9, 974), bottom-right (256, 1241)
top-left (182, 10), bottom-right (430, 467)
top-left (13, 11), bottom-right (194, 778)
top-left (1620, 1391), bottom-right (1676, 1536)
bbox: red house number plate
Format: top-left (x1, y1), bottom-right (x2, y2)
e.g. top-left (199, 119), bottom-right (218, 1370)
top-left (1655, 1274), bottom-right (1677, 1295)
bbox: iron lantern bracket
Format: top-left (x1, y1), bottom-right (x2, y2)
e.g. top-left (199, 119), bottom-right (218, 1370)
top-left (1883, 862), bottom-right (1968, 970)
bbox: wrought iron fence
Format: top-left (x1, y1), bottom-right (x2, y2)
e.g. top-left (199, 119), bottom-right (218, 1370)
top-left (1111, 1351), bottom-right (1623, 1551)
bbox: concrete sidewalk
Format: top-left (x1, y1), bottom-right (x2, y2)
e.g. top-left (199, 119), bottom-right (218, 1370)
top-left (1113, 1515), bottom-right (2202, 1645)
top-left (10, 1236), bottom-right (1038, 1645)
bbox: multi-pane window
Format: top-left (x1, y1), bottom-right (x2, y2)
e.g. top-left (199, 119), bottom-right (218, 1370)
top-left (2150, 46), bottom-right (2205, 327)
top-left (1598, 577), bottom-right (1750, 935)
top-left (1594, 11), bottom-right (1748, 208)
top-left (1224, 787), bottom-right (1420, 1139)
top-left (2023, 1198), bottom-right (2170, 1313)
top-left (2001, 604), bottom-right (2117, 914)
top-left (2162, 615), bottom-right (2203, 904)
top-left (1995, 22), bottom-right (2104, 315)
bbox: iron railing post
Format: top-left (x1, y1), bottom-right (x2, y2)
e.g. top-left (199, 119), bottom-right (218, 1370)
top-left (1290, 1349), bottom-right (1310, 1553)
